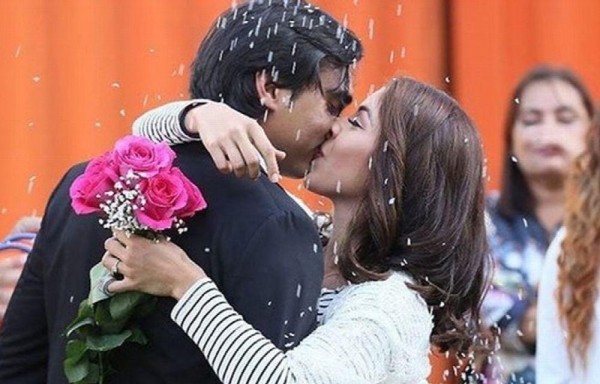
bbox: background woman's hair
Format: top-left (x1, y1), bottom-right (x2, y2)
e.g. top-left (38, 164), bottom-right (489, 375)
top-left (559, 107), bottom-right (600, 367)
top-left (337, 77), bottom-right (492, 353)
top-left (498, 65), bottom-right (594, 219)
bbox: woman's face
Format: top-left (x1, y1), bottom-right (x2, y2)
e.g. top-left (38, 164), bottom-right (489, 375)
top-left (305, 87), bottom-right (384, 200)
top-left (512, 79), bottom-right (590, 180)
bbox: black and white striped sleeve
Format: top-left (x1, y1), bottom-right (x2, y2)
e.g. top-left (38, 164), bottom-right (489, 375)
top-left (132, 100), bottom-right (208, 144)
top-left (172, 278), bottom-right (291, 384)
top-left (171, 275), bottom-right (429, 384)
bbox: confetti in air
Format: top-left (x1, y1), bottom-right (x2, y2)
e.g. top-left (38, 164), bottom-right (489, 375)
top-left (511, 155), bottom-right (518, 163)
top-left (368, 18), bottom-right (374, 40)
top-left (15, 45), bottom-right (21, 57)
top-left (397, 4), bottom-right (403, 16)
top-left (27, 176), bottom-right (37, 194)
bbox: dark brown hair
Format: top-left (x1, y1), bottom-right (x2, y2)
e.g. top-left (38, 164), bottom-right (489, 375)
top-left (498, 65), bottom-right (594, 219)
top-left (559, 108), bottom-right (600, 367)
top-left (337, 77), bottom-right (491, 353)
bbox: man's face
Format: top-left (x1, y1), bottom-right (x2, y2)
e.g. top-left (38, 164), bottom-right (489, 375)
top-left (263, 67), bottom-right (352, 179)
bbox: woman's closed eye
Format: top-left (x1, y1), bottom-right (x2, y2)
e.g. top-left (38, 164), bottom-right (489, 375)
top-left (348, 116), bottom-right (364, 128)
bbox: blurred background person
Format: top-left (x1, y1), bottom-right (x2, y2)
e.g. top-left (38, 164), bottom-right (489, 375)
top-left (482, 65), bottom-right (594, 383)
top-left (536, 108), bottom-right (600, 383)
top-left (0, 216), bottom-right (41, 323)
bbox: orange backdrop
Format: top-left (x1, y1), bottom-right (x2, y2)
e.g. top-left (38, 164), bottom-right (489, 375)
top-left (3, 1), bottom-right (598, 382)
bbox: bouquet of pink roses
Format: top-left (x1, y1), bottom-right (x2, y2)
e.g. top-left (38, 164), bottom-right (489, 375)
top-left (64, 136), bottom-right (206, 384)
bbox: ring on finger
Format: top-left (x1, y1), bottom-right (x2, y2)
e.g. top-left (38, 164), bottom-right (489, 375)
top-left (111, 259), bottom-right (122, 277)
top-left (101, 276), bottom-right (116, 296)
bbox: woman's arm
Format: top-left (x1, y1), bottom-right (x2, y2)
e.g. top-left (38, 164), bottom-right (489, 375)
top-left (132, 101), bottom-right (285, 181)
top-left (103, 234), bottom-right (427, 384)
top-left (132, 100), bottom-right (204, 145)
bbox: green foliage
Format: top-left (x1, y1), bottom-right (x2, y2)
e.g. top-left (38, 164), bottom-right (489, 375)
top-left (64, 292), bottom-right (156, 383)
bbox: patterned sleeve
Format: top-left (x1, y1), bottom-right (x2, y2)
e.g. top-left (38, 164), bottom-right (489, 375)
top-left (171, 275), bottom-right (431, 384)
top-left (132, 100), bottom-right (209, 144)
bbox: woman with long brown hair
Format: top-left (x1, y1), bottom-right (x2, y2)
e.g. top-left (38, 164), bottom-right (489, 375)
top-left (101, 77), bottom-right (491, 383)
top-left (537, 108), bottom-right (600, 383)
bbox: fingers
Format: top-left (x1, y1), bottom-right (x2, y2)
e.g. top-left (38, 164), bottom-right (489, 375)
top-left (104, 276), bottom-right (136, 295)
top-left (204, 141), bottom-right (233, 174)
top-left (235, 134), bottom-right (261, 179)
top-left (112, 230), bottom-right (132, 246)
top-left (221, 141), bottom-right (248, 178)
top-left (249, 124), bottom-right (285, 182)
top-left (104, 238), bottom-right (127, 260)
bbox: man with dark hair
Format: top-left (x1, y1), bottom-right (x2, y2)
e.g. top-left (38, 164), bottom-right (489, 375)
top-left (0, 1), bottom-right (362, 383)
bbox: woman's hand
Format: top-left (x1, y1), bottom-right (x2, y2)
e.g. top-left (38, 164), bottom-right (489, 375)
top-left (102, 231), bottom-right (206, 300)
top-left (185, 102), bottom-right (286, 182)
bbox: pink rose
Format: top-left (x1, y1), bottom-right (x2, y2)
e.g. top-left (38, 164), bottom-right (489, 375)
top-left (171, 168), bottom-right (207, 217)
top-left (113, 135), bottom-right (175, 178)
top-left (69, 153), bottom-right (119, 214)
top-left (135, 169), bottom-right (189, 230)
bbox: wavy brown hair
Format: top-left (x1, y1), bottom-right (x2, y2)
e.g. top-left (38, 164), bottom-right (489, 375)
top-left (498, 65), bottom-right (594, 219)
top-left (559, 108), bottom-right (600, 367)
top-left (336, 77), bottom-right (492, 353)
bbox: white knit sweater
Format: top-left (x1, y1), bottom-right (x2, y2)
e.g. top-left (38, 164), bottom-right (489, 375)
top-left (171, 272), bottom-right (433, 384)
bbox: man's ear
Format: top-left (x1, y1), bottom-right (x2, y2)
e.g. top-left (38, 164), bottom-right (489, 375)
top-left (255, 71), bottom-right (281, 111)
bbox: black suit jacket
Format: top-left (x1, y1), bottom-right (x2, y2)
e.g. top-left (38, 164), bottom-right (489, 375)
top-left (0, 143), bottom-right (323, 383)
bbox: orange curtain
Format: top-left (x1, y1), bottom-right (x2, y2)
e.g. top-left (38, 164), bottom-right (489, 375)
top-left (451, 0), bottom-right (600, 190)
top-left (2, 1), bottom-right (599, 381)
top-left (0, 0), bottom-right (446, 236)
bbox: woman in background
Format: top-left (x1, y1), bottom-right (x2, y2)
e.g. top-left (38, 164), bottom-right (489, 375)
top-left (536, 108), bottom-right (600, 383)
top-left (482, 65), bottom-right (593, 383)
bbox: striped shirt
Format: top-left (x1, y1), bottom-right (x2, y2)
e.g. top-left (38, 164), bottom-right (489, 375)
top-left (132, 100), bottom-right (206, 144)
top-left (171, 273), bottom-right (433, 384)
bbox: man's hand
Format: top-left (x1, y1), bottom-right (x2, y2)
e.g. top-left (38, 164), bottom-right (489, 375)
top-left (185, 103), bottom-right (286, 182)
